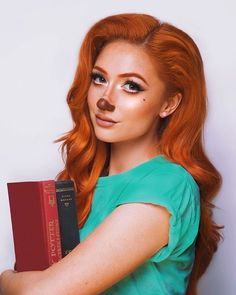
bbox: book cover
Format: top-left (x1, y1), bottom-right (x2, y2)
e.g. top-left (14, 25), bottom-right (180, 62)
top-left (55, 180), bottom-right (80, 257)
top-left (7, 180), bottom-right (62, 271)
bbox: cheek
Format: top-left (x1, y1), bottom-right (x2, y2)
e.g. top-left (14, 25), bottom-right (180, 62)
top-left (87, 87), bottom-right (97, 110)
top-left (87, 85), bottom-right (106, 110)
top-left (120, 99), bottom-right (157, 119)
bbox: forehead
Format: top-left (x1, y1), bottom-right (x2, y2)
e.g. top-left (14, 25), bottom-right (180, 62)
top-left (94, 41), bottom-right (158, 77)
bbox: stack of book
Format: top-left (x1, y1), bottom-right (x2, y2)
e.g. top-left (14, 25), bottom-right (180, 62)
top-left (7, 180), bottom-right (80, 272)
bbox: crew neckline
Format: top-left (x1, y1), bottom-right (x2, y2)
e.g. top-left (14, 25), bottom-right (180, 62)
top-left (96, 154), bottom-right (165, 187)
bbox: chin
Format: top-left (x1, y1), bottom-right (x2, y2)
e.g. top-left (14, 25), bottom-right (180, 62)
top-left (95, 135), bottom-right (116, 143)
top-left (92, 131), bottom-right (117, 143)
top-left (95, 133), bottom-right (132, 144)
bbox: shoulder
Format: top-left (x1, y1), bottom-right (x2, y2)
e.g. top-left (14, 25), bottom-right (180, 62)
top-left (116, 155), bottom-right (200, 221)
top-left (150, 155), bottom-right (199, 191)
top-left (122, 155), bottom-right (199, 199)
top-left (114, 156), bottom-right (200, 264)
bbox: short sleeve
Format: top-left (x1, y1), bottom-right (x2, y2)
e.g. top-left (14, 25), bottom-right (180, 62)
top-left (115, 167), bottom-right (200, 263)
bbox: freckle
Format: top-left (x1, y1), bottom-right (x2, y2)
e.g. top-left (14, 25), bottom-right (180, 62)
top-left (142, 98), bottom-right (146, 101)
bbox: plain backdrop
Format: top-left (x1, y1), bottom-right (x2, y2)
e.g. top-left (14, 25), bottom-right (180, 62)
top-left (0, 0), bottom-right (235, 294)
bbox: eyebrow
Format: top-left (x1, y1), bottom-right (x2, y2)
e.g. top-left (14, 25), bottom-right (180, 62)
top-left (93, 66), bottom-right (149, 86)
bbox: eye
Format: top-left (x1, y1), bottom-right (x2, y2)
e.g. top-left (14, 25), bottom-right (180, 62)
top-left (90, 72), bottom-right (106, 85)
top-left (122, 80), bottom-right (144, 94)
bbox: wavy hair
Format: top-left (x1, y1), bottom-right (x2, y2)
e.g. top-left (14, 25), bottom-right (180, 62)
top-left (56, 13), bottom-right (223, 294)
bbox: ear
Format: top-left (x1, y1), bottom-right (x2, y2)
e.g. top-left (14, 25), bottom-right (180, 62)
top-left (159, 92), bottom-right (182, 118)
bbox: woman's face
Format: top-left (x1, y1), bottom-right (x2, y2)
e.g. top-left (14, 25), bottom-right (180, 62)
top-left (87, 41), bottom-right (166, 144)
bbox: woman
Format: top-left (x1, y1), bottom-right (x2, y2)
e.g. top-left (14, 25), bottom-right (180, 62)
top-left (0, 13), bottom-right (222, 295)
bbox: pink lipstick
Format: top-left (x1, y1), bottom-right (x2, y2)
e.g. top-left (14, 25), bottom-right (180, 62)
top-left (95, 114), bottom-right (117, 127)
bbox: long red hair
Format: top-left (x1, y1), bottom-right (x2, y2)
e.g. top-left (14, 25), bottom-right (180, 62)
top-left (56, 13), bottom-right (223, 294)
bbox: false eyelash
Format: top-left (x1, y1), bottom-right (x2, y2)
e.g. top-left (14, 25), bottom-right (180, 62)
top-left (90, 71), bottom-right (145, 93)
top-left (90, 72), bottom-right (106, 82)
top-left (124, 79), bottom-right (144, 92)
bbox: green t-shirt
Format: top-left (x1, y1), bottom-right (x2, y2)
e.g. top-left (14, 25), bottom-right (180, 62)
top-left (79, 155), bottom-right (200, 294)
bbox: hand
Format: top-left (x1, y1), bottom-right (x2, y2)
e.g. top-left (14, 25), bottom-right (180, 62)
top-left (0, 270), bottom-right (18, 295)
top-left (0, 269), bottom-right (44, 295)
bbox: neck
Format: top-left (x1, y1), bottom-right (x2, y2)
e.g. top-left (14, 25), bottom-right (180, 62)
top-left (107, 136), bottom-right (160, 176)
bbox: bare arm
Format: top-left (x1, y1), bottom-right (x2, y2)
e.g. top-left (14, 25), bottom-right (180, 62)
top-left (1, 202), bottom-right (170, 295)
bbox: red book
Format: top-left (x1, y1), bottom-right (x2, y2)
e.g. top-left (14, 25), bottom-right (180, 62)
top-left (7, 180), bottom-right (62, 271)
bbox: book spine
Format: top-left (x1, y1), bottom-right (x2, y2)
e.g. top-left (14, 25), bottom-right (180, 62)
top-left (40, 181), bottom-right (62, 265)
top-left (56, 180), bottom-right (80, 257)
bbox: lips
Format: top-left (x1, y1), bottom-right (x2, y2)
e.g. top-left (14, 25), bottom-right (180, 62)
top-left (95, 114), bottom-right (117, 123)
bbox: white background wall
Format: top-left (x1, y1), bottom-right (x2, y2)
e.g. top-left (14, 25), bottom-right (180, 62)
top-left (0, 1), bottom-right (235, 294)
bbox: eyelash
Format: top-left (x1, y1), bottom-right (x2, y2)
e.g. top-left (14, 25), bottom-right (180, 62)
top-left (90, 72), bottom-right (144, 93)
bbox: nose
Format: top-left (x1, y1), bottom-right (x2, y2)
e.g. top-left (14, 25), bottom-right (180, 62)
top-left (97, 82), bottom-right (116, 111)
top-left (97, 97), bottom-right (115, 111)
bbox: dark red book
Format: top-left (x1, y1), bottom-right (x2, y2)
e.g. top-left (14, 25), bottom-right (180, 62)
top-left (7, 180), bottom-right (62, 271)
